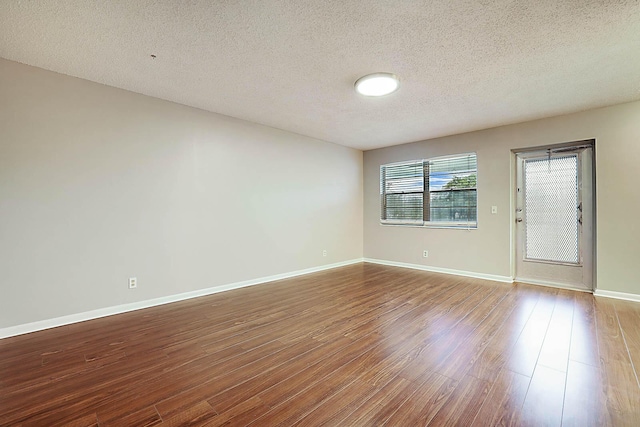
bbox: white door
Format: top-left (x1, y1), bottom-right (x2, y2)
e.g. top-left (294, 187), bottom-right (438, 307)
top-left (515, 146), bottom-right (594, 291)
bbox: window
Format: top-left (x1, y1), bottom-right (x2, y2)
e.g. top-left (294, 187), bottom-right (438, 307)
top-left (380, 153), bottom-right (477, 228)
top-left (524, 155), bottom-right (579, 263)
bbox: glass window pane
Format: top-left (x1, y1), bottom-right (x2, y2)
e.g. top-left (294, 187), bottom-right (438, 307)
top-left (427, 153), bottom-right (477, 225)
top-left (430, 190), bottom-right (477, 222)
top-left (429, 207), bottom-right (452, 222)
top-left (429, 172), bottom-right (477, 191)
top-left (524, 156), bottom-right (579, 263)
top-left (386, 176), bottom-right (423, 193)
top-left (429, 154), bottom-right (477, 174)
top-left (385, 193), bottom-right (423, 220)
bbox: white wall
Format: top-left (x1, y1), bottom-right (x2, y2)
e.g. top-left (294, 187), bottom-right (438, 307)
top-left (364, 100), bottom-right (640, 296)
top-left (0, 59), bottom-right (363, 329)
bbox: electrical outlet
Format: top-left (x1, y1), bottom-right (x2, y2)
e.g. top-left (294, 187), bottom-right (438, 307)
top-left (128, 277), bottom-right (137, 289)
top-left (491, 206), bottom-right (498, 214)
top-left (322, 250), bottom-right (327, 257)
top-left (423, 250), bottom-right (429, 258)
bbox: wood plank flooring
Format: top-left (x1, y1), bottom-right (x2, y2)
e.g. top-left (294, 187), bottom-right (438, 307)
top-left (1, 263), bottom-right (640, 426)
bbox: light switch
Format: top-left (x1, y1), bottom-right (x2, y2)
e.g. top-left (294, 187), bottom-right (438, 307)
top-left (491, 206), bottom-right (498, 214)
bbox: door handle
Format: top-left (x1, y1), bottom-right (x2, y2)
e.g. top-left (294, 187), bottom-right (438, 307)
top-left (516, 218), bottom-right (523, 223)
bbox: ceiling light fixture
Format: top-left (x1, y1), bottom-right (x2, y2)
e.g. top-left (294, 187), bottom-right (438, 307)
top-left (355, 73), bottom-right (399, 97)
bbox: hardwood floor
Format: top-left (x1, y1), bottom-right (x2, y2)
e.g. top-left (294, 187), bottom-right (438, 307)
top-left (1, 263), bottom-right (639, 426)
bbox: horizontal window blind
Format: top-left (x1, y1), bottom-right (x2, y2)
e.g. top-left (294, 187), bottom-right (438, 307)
top-left (380, 161), bottom-right (424, 223)
top-left (381, 153), bottom-right (477, 228)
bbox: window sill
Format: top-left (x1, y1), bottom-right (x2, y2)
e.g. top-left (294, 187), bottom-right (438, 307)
top-left (380, 220), bottom-right (477, 230)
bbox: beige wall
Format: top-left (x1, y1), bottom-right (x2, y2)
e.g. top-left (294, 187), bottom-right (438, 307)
top-left (0, 59), bottom-right (363, 329)
top-left (2, 57), bottom-right (638, 331)
top-left (364, 100), bottom-right (640, 295)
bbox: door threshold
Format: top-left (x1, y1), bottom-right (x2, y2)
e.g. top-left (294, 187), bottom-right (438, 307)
top-left (514, 277), bottom-right (592, 293)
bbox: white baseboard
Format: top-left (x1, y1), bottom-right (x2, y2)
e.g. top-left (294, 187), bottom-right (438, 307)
top-left (0, 258), bottom-right (364, 339)
top-left (363, 258), bottom-right (513, 283)
top-left (514, 277), bottom-right (592, 293)
top-left (594, 289), bottom-right (640, 302)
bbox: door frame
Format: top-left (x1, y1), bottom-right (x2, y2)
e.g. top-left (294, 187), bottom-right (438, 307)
top-left (510, 139), bottom-right (597, 292)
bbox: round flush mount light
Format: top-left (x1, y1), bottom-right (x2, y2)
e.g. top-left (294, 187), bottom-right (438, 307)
top-left (354, 73), bottom-right (399, 97)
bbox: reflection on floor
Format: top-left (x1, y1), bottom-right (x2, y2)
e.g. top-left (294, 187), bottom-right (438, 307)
top-left (1, 263), bottom-right (639, 425)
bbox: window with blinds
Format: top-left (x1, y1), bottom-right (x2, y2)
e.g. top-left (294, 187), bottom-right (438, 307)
top-left (380, 153), bottom-right (477, 228)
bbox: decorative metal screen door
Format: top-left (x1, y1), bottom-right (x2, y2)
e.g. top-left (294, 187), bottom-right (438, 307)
top-left (515, 146), bottom-right (594, 291)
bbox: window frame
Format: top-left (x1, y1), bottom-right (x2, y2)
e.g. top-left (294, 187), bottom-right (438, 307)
top-left (380, 152), bottom-right (478, 229)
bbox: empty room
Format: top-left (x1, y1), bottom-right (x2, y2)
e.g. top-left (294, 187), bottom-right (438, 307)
top-left (1, 1), bottom-right (639, 426)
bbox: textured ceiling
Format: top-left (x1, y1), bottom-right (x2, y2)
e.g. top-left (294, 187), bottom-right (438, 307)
top-left (1, 1), bottom-right (640, 150)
